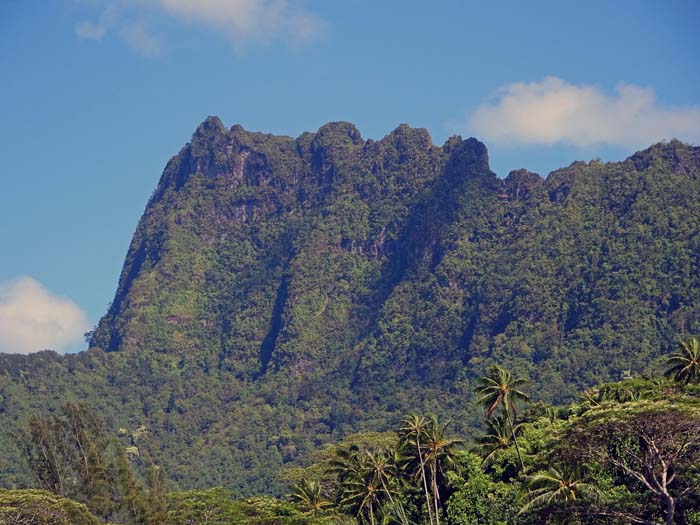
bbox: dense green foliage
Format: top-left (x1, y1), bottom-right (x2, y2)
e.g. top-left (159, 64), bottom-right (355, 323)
top-left (163, 490), bottom-right (337, 525)
top-left (1, 118), bottom-right (699, 494)
top-left (0, 489), bottom-right (102, 525)
top-left (281, 374), bottom-right (700, 525)
top-left (0, 487), bottom-right (337, 525)
top-left (4, 369), bottom-right (700, 523)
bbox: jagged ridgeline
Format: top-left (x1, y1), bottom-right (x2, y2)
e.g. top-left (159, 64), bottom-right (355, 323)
top-left (1, 118), bottom-right (699, 494)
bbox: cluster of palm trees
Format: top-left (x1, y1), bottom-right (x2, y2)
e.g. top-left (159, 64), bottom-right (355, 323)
top-left (288, 365), bottom-right (534, 525)
top-left (289, 337), bottom-right (700, 524)
top-left (289, 415), bottom-right (464, 525)
top-left (473, 366), bottom-right (603, 520)
top-left (287, 364), bottom-right (584, 524)
top-left (398, 415), bottom-right (463, 525)
top-left (330, 446), bottom-right (401, 525)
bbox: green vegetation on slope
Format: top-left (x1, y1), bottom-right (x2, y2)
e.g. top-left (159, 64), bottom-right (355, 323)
top-left (266, 361), bottom-right (700, 525)
top-left (1, 119), bottom-right (699, 494)
top-left (7, 355), bottom-right (700, 524)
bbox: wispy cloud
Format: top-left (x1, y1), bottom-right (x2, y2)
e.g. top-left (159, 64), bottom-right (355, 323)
top-left (468, 77), bottom-right (700, 148)
top-left (122, 22), bottom-right (161, 57)
top-left (157, 0), bottom-right (324, 47)
top-left (73, 0), bottom-right (325, 56)
top-left (74, 2), bottom-right (119, 44)
top-left (0, 277), bottom-right (90, 355)
top-left (75, 20), bottom-right (108, 40)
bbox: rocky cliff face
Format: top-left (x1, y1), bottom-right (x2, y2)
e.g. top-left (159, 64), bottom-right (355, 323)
top-left (91, 118), bottom-right (498, 382)
top-left (92, 120), bottom-right (700, 398)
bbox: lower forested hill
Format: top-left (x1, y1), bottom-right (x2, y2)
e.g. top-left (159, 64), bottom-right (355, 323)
top-left (1, 119), bottom-right (699, 494)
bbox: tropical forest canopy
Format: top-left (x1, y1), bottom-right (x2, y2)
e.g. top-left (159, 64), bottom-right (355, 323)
top-left (3, 362), bottom-right (700, 524)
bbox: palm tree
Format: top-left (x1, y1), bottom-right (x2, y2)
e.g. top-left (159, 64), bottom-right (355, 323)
top-left (338, 475), bottom-right (381, 525)
top-left (665, 337), bottom-right (700, 385)
top-left (518, 467), bottom-right (601, 518)
top-left (399, 415), bottom-right (462, 525)
top-left (332, 448), bottom-right (377, 525)
top-left (289, 479), bottom-right (333, 514)
top-left (399, 415), bottom-right (434, 525)
top-left (420, 416), bottom-right (464, 525)
top-left (366, 449), bottom-right (400, 507)
top-left (474, 415), bottom-right (523, 467)
top-left (366, 449), bottom-right (411, 525)
top-left (475, 365), bottom-right (529, 471)
top-left (332, 446), bottom-right (403, 525)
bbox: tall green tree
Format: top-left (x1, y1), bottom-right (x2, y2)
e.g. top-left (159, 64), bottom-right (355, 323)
top-left (474, 366), bottom-right (529, 471)
top-left (399, 415), bottom-right (435, 525)
top-left (563, 406), bottom-right (700, 525)
top-left (20, 403), bottom-right (148, 524)
top-left (22, 403), bottom-right (113, 515)
top-left (418, 417), bottom-right (463, 525)
top-left (366, 449), bottom-right (401, 509)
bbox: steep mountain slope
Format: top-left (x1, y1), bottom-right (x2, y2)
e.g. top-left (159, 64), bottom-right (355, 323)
top-left (1, 119), bottom-right (699, 494)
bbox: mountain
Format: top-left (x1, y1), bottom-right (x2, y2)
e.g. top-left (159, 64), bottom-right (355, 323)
top-left (1, 118), bottom-right (699, 494)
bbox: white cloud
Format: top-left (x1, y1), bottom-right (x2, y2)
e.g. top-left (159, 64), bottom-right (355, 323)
top-left (75, 20), bottom-right (108, 40)
top-left (0, 277), bottom-right (90, 355)
top-left (73, 0), bottom-right (324, 55)
top-left (157, 0), bottom-right (324, 47)
top-left (468, 77), bottom-right (700, 148)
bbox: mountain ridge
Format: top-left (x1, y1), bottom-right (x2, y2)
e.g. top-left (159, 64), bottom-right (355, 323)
top-left (1, 118), bottom-right (699, 494)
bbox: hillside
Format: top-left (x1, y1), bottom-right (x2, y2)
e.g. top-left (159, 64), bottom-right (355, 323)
top-left (1, 119), bottom-right (699, 494)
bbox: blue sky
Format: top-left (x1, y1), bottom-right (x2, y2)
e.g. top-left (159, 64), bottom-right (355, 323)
top-left (1, 0), bottom-right (699, 354)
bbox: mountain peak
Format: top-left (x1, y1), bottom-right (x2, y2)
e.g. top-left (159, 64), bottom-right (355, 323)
top-left (193, 115), bottom-right (226, 139)
top-left (630, 139), bottom-right (700, 172)
top-left (314, 121), bottom-right (363, 145)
